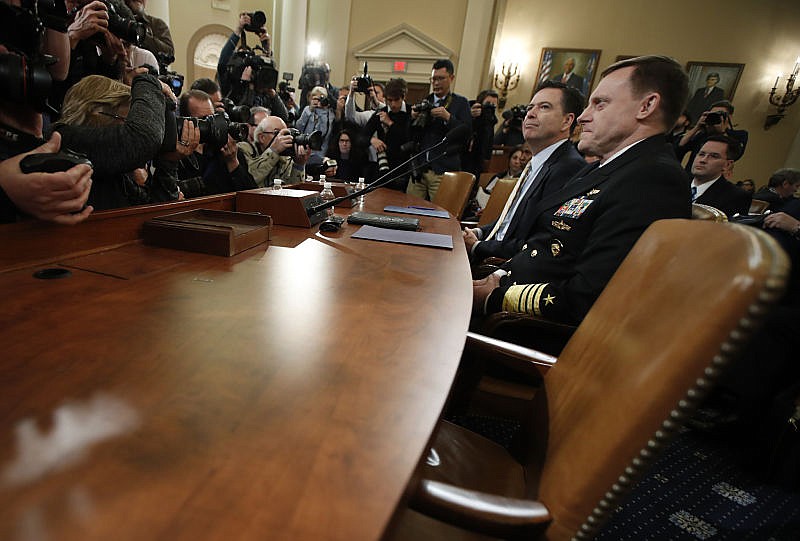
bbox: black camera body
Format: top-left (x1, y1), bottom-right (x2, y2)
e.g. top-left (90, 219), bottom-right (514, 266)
top-left (279, 128), bottom-right (322, 157)
top-left (220, 98), bottom-right (251, 124)
top-left (502, 104), bottom-right (527, 128)
top-left (70, 0), bottom-right (146, 47)
top-left (355, 61), bottom-right (373, 93)
top-left (176, 112), bottom-right (248, 149)
top-left (243, 10), bottom-right (266, 33)
top-left (20, 148), bottom-right (92, 174)
top-left (411, 100), bottom-right (434, 129)
top-left (705, 111), bottom-right (727, 126)
top-left (480, 102), bottom-right (497, 123)
top-left (226, 48), bottom-right (278, 93)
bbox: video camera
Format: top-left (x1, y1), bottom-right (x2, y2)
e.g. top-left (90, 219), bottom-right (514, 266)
top-left (502, 104), bottom-right (527, 128)
top-left (156, 52), bottom-right (184, 96)
top-left (0, 0), bottom-right (70, 113)
top-left (279, 128), bottom-right (322, 157)
top-left (224, 47), bottom-right (278, 93)
top-left (176, 112), bottom-right (249, 149)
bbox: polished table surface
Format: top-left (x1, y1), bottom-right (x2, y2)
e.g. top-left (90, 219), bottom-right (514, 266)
top-left (0, 188), bottom-right (472, 540)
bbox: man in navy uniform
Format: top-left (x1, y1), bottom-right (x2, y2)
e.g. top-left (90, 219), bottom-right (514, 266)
top-left (473, 55), bottom-right (692, 325)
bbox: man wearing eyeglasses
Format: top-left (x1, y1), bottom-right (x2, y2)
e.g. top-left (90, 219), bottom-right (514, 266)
top-left (690, 135), bottom-right (751, 218)
top-left (238, 115), bottom-right (308, 187)
top-left (407, 58), bottom-right (471, 200)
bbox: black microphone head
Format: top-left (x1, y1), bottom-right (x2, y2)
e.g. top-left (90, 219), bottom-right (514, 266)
top-left (443, 123), bottom-right (470, 146)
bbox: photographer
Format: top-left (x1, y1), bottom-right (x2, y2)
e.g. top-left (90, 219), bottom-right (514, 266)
top-left (359, 78), bottom-right (412, 190)
top-left (298, 62), bottom-right (337, 110)
top-left (124, 0), bottom-right (173, 58)
top-left (175, 89), bottom-right (256, 197)
top-left (407, 58), bottom-right (471, 200)
top-left (295, 86), bottom-right (334, 170)
top-left (678, 100), bottom-right (749, 173)
top-left (237, 115), bottom-right (308, 187)
top-left (52, 71), bottom-right (183, 210)
top-left (464, 89), bottom-right (499, 179)
top-left (493, 103), bottom-right (526, 147)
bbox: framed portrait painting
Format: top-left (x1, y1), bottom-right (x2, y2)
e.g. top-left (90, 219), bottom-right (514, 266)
top-left (534, 48), bottom-right (601, 99)
top-left (684, 61), bottom-right (745, 124)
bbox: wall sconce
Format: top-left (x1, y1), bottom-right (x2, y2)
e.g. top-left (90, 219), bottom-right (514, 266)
top-left (493, 62), bottom-right (520, 110)
top-left (765, 56), bottom-right (800, 129)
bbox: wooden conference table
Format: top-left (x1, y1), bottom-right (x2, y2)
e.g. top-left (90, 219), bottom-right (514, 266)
top-left (0, 188), bottom-right (472, 540)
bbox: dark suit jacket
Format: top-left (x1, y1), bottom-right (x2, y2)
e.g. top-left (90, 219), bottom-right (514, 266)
top-left (551, 72), bottom-right (585, 92)
top-left (415, 92), bottom-right (472, 174)
top-left (486, 135), bottom-right (691, 325)
top-left (695, 177), bottom-right (752, 218)
top-left (474, 140), bottom-right (585, 261)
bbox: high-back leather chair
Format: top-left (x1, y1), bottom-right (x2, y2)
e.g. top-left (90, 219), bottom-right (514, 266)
top-left (749, 199), bottom-right (770, 214)
top-left (388, 219), bottom-right (789, 540)
top-left (477, 178), bottom-right (518, 226)
top-left (692, 202), bottom-right (728, 222)
top-left (433, 171), bottom-right (476, 219)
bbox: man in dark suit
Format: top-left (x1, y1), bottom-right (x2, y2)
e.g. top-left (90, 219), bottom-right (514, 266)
top-left (686, 72), bottom-right (724, 125)
top-left (473, 55), bottom-right (692, 325)
top-left (753, 168), bottom-right (800, 213)
top-left (407, 58), bottom-right (472, 200)
top-left (550, 58), bottom-right (585, 93)
top-left (691, 135), bottom-right (751, 218)
top-left (462, 81), bottom-right (586, 262)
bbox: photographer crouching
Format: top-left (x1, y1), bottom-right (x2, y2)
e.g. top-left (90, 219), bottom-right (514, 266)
top-left (175, 89), bottom-right (256, 198)
top-left (237, 115), bottom-right (312, 187)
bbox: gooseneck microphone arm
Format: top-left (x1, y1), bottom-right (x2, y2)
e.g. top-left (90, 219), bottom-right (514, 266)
top-left (306, 123), bottom-right (470, 216)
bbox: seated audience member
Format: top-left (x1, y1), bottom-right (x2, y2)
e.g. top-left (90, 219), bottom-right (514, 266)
top-left (360, 78), bottom-right (413, 189)
top-left (124, 0), bottom-right (174, 58)
top-left (473, 55), bottom-right (692, 325)
top-left (752, 168), bottom-right (800, 212)
top-left (690, 135), bottom-right (751, 218)
top-left (176, 89), bottom-right (256, 197)
top-left (326, 129), bottom-right (369, 182)
top-left (237, 115), bottom-right (308, 187)
top-left (53, 72), bottom-right (183, 210)
top-left (296, 86), bottom-right (335, 169)
top-left (473, 144), bottom-right (530, 210)
top-left (678, 100), bottom-right (748, 172)
top-left (736, 178), bottom-right (756, 195)
top-left (464, 81), bottom-right (586, 263)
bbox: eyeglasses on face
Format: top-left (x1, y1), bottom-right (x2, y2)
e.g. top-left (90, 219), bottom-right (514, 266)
top-left (430, 76), bottom-right (449, 83)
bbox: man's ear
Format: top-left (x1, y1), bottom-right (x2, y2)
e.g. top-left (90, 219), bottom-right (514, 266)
top-left (635, 92), bottom-right (661, 120)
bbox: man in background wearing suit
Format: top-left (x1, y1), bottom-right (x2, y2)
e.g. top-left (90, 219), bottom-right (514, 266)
top-left (462, 81), bottom-right (586, 262)
top-left (551, 57), bottom-right (585, 92)
top-left (473, 55), bottom-right (692, 325)
top-left (691, 135), bottom-right (751, 218)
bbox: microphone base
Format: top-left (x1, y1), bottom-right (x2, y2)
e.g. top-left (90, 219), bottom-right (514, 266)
top-left (236, 188), bottom-right (327, 228)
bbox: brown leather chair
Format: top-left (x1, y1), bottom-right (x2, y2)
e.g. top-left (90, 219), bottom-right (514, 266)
top-left (434, 171), bottom-right (477, 219)
top-left (691, 202), bottom-right (728, 222)
top-left (474, 178), bottom-right (518, 227)
top-left (478, 172), bottom-right (498, 189)
top-left (749, 199), bottom-right (770, 214)
top-left (386, 219), bottom-right (789, 541)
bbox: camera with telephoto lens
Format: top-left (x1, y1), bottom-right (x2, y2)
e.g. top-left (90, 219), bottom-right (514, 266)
top-left (176, 112), bottom-right (249, 149)
top-left (502, 103), bottom-right (527, 128)
top-left (279, 128), bottom-right (322, 157)
top-left (375, 150), bottom-right (390, 174)
top-left (411, 100), bottom-right (434, 129)
top-left (0, 0), bottom-right (72, 113)
top-left (704, 111), bottom-right (728, 126)
top-left (480, 101), bottom-right (496, 122)
top-left (220, 98), bottom-right (251, 124)
top-left (355, 61), bottom-right (373, 93)
top-left (225, 48), bottom-right (278, 92)
top-left (70, 0), bottom-right (146, 47)
top-left (243, 10), bottom-right (266, 33)
top-left (155, 52), bottom-right (184, 96)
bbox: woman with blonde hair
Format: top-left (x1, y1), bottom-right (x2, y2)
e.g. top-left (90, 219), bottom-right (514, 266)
top-left (53, 70), bottom-right (189, 210)
top-left (296, 85), bottom-right (334, 170)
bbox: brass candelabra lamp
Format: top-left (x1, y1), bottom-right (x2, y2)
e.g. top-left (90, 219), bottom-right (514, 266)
top-left (493, 62), bottom-right (520, 110)
top-left (765, 57), bottom-right (800, 129)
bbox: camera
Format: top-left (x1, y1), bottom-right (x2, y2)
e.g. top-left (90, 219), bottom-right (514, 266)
top-left (69, 0), bottom-right (146, 47)
top-left (243, 10), bottom-right (266, 33)
top-left (224, 48), bottom-right (278, 93)
top-left (298, 62), bottom-right (330, 93)
top-left (502, 104), bottom-right (527, 128)
top-left (176, 112), bottom-right (248, 149)
top-left (411, 100), bottom-right (434, 129)
top-left (279, 128), bottom-right (323, 157)
top-left (20, 148), bottom-right (92, 174)
top-left (156, 52), bottom-right (184, 96)
top-left (317, 95), bottom-right (330, 108)
top-left (704, 111), bottom-right (727, 126)
top-left (220, 98), bottom-right (250, 124)
top-left (480, 102), bottom-right (496, 122)
top-left (355, 62), bottom-right (373, 93)
top-left (376, 151), bottom-right (390, 174)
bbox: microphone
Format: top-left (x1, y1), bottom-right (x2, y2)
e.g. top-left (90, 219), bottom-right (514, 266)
top-left (306, 124), bottom-right (470, 216)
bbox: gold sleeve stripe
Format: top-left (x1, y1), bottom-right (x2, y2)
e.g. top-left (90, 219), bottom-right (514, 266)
top-left (502, 283), bottom-right (549, 315)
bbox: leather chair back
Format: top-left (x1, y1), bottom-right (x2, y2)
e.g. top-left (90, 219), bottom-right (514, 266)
top-left (691, 203), bottom-right (728, 222)
top-left (433, 171), bottom-right (476, 219)
top-left (749, 199), bottom-right (770, 214)
top-left (478, 178), bottom-right (518, 226)
top-left (526, 220), bottom-right (789, 539)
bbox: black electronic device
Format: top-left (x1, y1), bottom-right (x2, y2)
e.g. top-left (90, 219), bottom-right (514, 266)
top-left (347, 212), bottom-right (419, 231)
top-left (319, 215), bottom-right (345, 232)
top-left (20, 149), bottom-right (92, 174)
